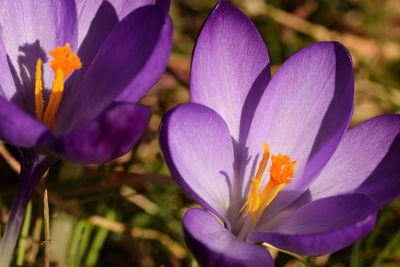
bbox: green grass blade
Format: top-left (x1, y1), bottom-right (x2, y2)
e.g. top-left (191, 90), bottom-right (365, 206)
top-left (68, 219), bottom-right (86, 267)
top-left (84, 210), bottom-right (116, 267)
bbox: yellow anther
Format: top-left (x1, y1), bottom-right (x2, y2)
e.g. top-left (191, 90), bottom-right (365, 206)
top-left (254, 143), bottom-right (270, 182)
top-left (35, 58), bottom-right (44, 121)
top-left (42, 68), bottom-right (65, 130)
top-left (241, 143), bottom-right (297, 224)
top-left (35, 43), bottom-right (81, 131)
top-left (240, 142), bottom-right (270, 224)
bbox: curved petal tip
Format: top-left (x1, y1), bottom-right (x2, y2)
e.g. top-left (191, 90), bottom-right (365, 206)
top-left (184, 208), bottom-right (274, 267)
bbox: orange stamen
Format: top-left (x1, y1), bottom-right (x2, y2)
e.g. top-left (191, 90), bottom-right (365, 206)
top-left (241, 143), bottom-right (297, 224)
top-left (35, 43), bottom-right (81, 131)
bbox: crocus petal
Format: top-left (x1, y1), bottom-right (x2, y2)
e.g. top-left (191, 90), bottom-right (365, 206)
top-left (190, 0), bottom-right (270, 142)
top-left (184, 208), bottom-right (273, 267)
top-left (0, 38), bottom-right (16, 100)
top-left (75, 0), bottom-right (116, 47)
top-left (0, 0), bottom-right (77, 54)
top-left (0, 97), bottom-right (52, 147)
top-left (75, 0), bottom-right (170, 47)
top-left (59, 0), bottom-right (120, 131)
top-left (66, 1), bottom-right (172, 118)
top-left (108, 0), bottom-right (171, 18)
top-left (115, 10), bottom-right (172, 102)
top-left (249, 194), bottom-right (376, 256)
top-left (160, 103), bottom-right (234, 222)
top-left (50, 102), bottom-right (150, 164)
top-left (308, 114), bottom-right (400, 207)
top-left (0, 0), bottom-right (77, 101)
top-left (244, 42), bottom-right (354, 215)
top-left (58, 5), bottom-right (171, 133)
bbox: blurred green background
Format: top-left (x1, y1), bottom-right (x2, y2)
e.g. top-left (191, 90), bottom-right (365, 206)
top-left (1, 0), bottom-right (399, 266)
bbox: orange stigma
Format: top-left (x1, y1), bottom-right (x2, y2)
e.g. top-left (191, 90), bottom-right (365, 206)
top-left (240, 142), bottom-right (297, 224)
top-left (35, 43), bottom-right (81, 131)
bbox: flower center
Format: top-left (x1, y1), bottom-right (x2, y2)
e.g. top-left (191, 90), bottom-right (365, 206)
top-left (35, 43), bottom-right (81, 131)
top-left (240, 142), bottom-right (297, 224)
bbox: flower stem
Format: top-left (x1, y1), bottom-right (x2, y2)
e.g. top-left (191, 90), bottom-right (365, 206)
top-left (16, 201), bottom-right (32, 266)
top-left (0, 154), bottom-right (55, 267)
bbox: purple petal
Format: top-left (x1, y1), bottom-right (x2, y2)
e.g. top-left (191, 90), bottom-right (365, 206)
top-left (249, 194), bottom-right (376, 256)
top-left (67, 1), bottom-right (172, 118)
top-left (308, 114), bottom-right (400, 207)
top-left (0, 0), bottom-right (77, 114)
top-left (190, 0), bottom-right (270, 142)
top-left (184, 208), bottom-right (273, 267)
top-left (115, 9), bottom-right (172, 102)
top-left (0, 97), bottom-right (52, 147)
top-left (0, 38), bottom-right (16, 100)
top-left (59, 0), bottom-right (120, 130)
top-left (75, 0), bottom-right (113, 47)
top-left (75, 0), bottom-right (170, 47)
top-left (160, 103), bottom-right (234, 223)
top-left (108, 0), bottom-right (171, 18)
top-left (244, 42), bottom-right (354, 215)
top-left (50, 102), bottom-right (150, 164)
top-left (0, 0), bottom-right (77, 56)
top-left (57, 5), bottom-right (171, 133)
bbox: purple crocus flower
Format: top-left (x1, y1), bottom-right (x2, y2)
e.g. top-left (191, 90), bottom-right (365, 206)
top-left (0, 0), bottom-right (172, 264)
top-left (160, 1), bottom-right (400, 266)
